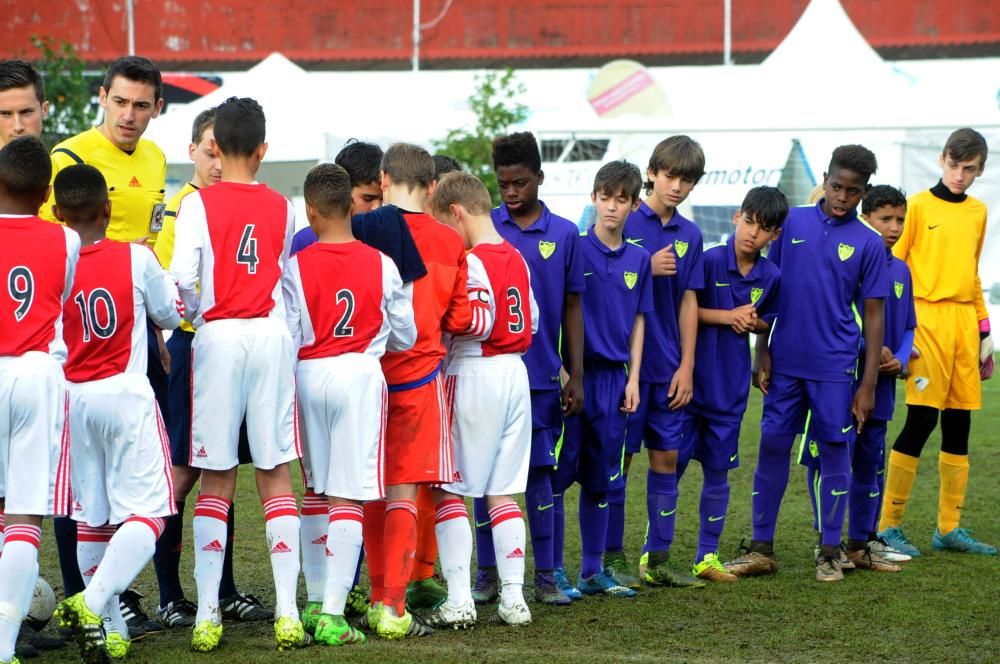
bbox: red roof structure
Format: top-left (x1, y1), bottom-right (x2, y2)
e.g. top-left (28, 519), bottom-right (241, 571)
top-left (5, 0), bottom-right (999, 69)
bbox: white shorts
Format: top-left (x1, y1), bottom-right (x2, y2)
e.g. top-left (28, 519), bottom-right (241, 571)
top-left (0, 352), bottom-right (69, 516)
top-left (297, 354), bottom-right (386, 501)
top-left (68, 373), bottom-right (175, 526)
top-left (191, 318), bottom-right (299, 470)
top-left (443, 355), bottom-right (531, 498)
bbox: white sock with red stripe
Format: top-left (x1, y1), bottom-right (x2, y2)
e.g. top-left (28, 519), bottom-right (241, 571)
top-left (300, 490), bottom-right (328, 602)
top-left (0, 524), bottom-right (41, 662)
top-left (435, 497), bottom-right (473, 608)
top-left (76, 523), bottom-right (115, 587)
top-left (0, 508), bottom-right (5, 552)
top-left (490, 502), bottom-right (526, 606)
top-left (322, 505), bottom-right (364, 616)
top-left (83, 518), bottom-right (164, 617)
top-left (264, 495), bottom-right (300, 620)
top-left (193, 495), bottom-right (230, 624)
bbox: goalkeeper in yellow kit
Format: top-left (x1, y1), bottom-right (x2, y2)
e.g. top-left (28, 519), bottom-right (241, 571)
top-left (878, 128), bottom-right (996, 556)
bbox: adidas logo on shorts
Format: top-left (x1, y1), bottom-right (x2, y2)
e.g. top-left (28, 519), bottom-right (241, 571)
top-left (202, 539), bottom-right (224, 552)
top-left (326, 547), bottom-right (334, 557)
top-left (195, 447), bottom-right (208, 458)
top-left (453, 471), bottom-right (462, 482)
top-left (311, 535), bottom-right (327, 545)
top-left (506, 547), bottom-right (525, 559)
top-left (83, 565), bottom-right (99, 577)
top-left (271, 541), bottom-right (292, 554)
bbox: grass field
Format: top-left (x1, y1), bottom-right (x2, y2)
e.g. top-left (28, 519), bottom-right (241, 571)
top-left (34, 380), bottom-right (1000, 663)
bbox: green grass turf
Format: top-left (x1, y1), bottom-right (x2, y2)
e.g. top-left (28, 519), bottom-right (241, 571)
top-left (35, 380), bottom-right (1000, 663)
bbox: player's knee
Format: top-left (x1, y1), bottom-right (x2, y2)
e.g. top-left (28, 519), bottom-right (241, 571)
top-left (485, 494), bottom-right (516, 510)
top-left (648, 448), bottom-right (678, 473)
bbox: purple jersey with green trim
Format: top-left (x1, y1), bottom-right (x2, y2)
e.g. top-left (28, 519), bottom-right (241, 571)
top-left (579, 227), bottom-right (653, 364)
top-left (622, 203), bottom-right (704, 383)
top-left (690, 236), bottom-right (781, 422)
top-left (872, 253), bottom-right (916, 420)
top-left (493, 202), bottom-right (584, 391)
top-left (768, 202), bottom-right (888, 382)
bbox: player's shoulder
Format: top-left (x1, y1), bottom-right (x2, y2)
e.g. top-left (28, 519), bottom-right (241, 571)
top-left (962, 192), bottom-right (988, 215)
top-left (757, 252), bottom-right (781, 280)
top-left (622, 237), bottom-right (651, 261)
top-left (136, 137), bottom-right (166, 164)
top-left (672, 210), bottom-right (703, 240)
top-left (50, 128), bottom-right (98, 167)
top-left (540, 203), bottom-right (581, 236)
top-left (165, 183), bottom-right (198, 213)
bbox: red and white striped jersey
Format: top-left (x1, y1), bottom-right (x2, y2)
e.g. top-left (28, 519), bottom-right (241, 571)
top-left (170, 181), bottom-right (294, 326)
top-left (64, 240), bottom-right (182, 382)
top-left (0, 215), bottom-right (80, 362)
top-left (449, 240), bottom-right (537, 361)
top-left (283, 240), bottom-right (416, 360)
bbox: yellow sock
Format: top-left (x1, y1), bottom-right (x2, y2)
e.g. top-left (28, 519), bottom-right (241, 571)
top-left (878, 450), bottom-right (920, 530)
top-left (938, 451), bottom-right (969, 535)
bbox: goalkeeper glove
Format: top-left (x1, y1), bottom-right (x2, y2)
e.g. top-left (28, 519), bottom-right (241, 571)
top-left (980, 319), bottom-right (994, 380)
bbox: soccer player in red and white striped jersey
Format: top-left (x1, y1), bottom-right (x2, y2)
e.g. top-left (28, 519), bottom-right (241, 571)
top-left (170, 97), bottom-right (304, 652)
top-left (50, 164), bottom-right (182, 661)
top-left (282, 163), bottom-right (415, 645)
top-left (0, 137), bottom-right (80, 664)
top-left (423, 172), bottom-right (538, 628)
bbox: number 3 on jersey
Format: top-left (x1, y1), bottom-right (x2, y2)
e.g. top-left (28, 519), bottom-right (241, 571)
top-left (7, 266), bottom-right (34, 321)
top-left (237, 224), bottom-right (259, 274)
top-left (507, 286), bottom-right (524, 334)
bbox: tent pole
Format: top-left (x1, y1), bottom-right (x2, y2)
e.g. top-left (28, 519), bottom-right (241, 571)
top-left (412, 0), bottom-right (420, 72)
top-left (127, 0), bottom-right (135, 56)
top-left (723, 0), bottom-right (732, 65)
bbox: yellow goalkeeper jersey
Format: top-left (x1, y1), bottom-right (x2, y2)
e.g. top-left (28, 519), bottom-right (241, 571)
top-left (893, 188), bottom-right (988, 322)
top-left (41, 127), bottom-right (167, 246)
top-left (155, 181), bottom-right (199, 333)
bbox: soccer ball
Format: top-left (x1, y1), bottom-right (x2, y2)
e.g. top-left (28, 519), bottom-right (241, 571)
top-left (24, 576), bottom-right (56, 631)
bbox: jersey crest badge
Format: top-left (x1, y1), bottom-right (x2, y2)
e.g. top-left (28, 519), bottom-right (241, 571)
top-left (837, 243), bottom-right (855, 261)
top-left (674, 240), bottom-right (689, 258)
top-left (894, 281), bottom-right (904, 299)
top-left (624, 271), bottom-right (638, 290)
top-left (750, 287), bottom-right (763, 305)
top-left (538, 240), bottom-right (556, 259)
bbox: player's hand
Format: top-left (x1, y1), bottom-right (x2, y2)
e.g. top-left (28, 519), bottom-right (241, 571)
top-left (650, 245), bottom-right (677, 277)
top-left (156, 329), bottom-right (171, 375)
top-left (667, 365), bottom-right (693, 410)
top-left (851, 383), bottom-right (875, 432)
top-left (980, 334), bottom-right (994, 380)
top-left (730, 304), bottom-right (757, 334)
top-left (562, 371), bottom-right (584, 415)
top-left (752, 348), bottom-right (771, 395)
top-left (621, 380), bottom-right (640, 414)
top-left (880, 346), bottom-right (893, 365)
top-left (879, 356), bottom-right (903, 376)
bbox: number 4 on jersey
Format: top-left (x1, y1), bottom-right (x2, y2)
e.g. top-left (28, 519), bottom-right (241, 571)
top-left (237, 224), bottom-right (259, 274)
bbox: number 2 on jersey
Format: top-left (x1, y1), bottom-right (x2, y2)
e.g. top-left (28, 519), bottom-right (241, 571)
top-left (334, 289), bottom-right (355, 337)
top-left (237, 224), bottom-right (259, 274)
top-left (73, 289), bottom-right (118, 342)
top-left (507, 286), bottom-right (524, 334)
top-left (7, 266), bottom-right (34, 321)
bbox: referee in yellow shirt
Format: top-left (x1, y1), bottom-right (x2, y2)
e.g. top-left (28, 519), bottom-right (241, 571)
top-left (878, 128), bottom-right (996, 557)
top-left (43, 56), bottom-right (171, 639)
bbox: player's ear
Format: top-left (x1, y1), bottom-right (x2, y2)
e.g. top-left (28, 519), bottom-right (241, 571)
top-left (257, 142), bottom-right (268, 162)
top-left (51, 203), bottom-right (65, 223)
top-left (732, 210), bottom-right (741, 227)
top-left (537, 170), bottom-right (545, 186)
top-left (188, 142), bottom-right (197, 161)
top-left (590, 191), bottom-right (596, 204)
top-left (630, 198), bottom-right (640, 211)
top-left (98, 86), bottom-right (108, 109)
top-left (40, 100), bottom-right (50, 119)
top-left (152, 97), bottom-right (164, 119)
top-left (427, 179), bottom-right (437, 197)
top-left (103, 199), bottom-right (112, 222)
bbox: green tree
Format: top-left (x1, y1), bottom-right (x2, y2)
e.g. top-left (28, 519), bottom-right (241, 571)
top-left (432, 69), bottom-right (528, 204)
top-left (28, 35), bottom-right (95, 148)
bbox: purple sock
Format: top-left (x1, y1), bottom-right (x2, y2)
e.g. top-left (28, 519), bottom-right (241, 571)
top-left (849, 459), bottom-right (879, 542)
top-left (524, 467), bottom-right (555, 572)
top-left (696, 467), bottom-right (730, 562)
top-left (552, 491), bottom-right (565, 569)
top-left (579, 488), bottom-right (608, 578)
top-left (806, 465), bottom-right (820, 531)
top-left (751, 434), bottom-right (794, 542)
top-left (817, 441), bottom-right (851, 547)
top-left (473, 496), bottom-right (496, 568)
top-left (645, 470), bottom-right (678, 554)
top-left (604, 479), bottom-right (627, 553)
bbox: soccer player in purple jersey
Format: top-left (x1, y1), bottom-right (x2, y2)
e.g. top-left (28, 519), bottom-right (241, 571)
top-left (616, 136), bottom-right (705, 589)
top-left (471, 132), bottom-right (585, 605)
top-left (682, 186), bottom-right (785, 583)
top-left (552, 160), bottom-right (651, 598)
top-left (726, 145), bottom-right (887, 583)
